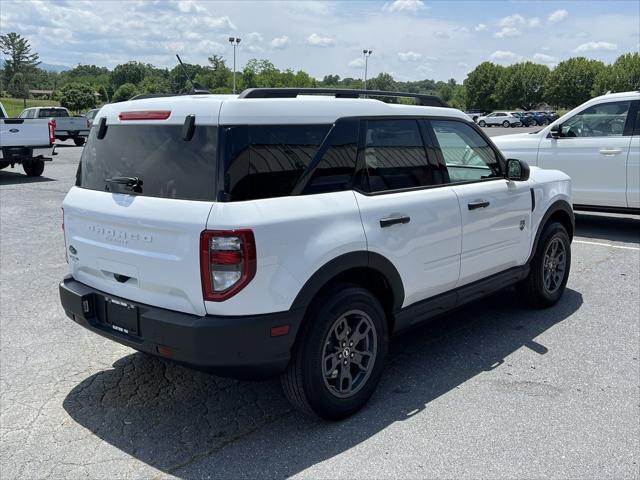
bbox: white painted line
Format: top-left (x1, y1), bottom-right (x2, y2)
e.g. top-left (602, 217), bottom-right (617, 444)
top-left (574, 240), bottom-right (640, 251)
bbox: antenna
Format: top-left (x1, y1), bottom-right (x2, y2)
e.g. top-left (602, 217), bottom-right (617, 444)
top-left (175, 54), bottom-right (209, 95)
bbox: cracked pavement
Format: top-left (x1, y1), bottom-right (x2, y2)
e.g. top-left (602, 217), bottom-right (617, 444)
top-left (1, 136), bottom-right (639, 479)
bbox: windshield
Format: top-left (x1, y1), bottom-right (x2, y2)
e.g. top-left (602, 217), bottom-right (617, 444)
top-left (76, 124), bottom-right (218, 201)
top-left (38, 108), bottom-right (69, 118)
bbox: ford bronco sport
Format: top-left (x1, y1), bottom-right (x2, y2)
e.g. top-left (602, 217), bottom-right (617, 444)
top-left (59, 88), bottom-right (574, 419)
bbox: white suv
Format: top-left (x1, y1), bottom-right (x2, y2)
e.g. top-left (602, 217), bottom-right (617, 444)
top-left (59, 88), bottom-right (574, 419)
top-left (477, 112), bottom-right (521, 128)
top-left (492, 91), bottom-right (640, 213)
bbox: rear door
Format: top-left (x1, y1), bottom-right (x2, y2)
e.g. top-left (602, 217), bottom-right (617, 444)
top-left (537, 99), bottom-right (635, 208)
top-left (63, 114), bottom-right (219, 316)
top-left (428, 119), bottom-right (531, 285)
top-left (353, 118), bottom-right (462, 308)
top-left (629, 104), bottom-right (640, 208)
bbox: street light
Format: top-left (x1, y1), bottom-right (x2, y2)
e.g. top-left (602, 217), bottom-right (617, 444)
top-left (228, 37), bottom-right (241, 94)
top-left (363, 49), bottom-right (373, 90)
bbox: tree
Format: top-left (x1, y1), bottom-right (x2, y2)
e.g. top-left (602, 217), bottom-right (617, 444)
top-left (110, 61), bottom-right (149, 91)
top-left (495, 62), bottom-right (550, 110)
top-left (112, 83), bottom-right (139, 102)
top-left (449, 85), bottom-right (467, 110)
top-left (544, 57), bottom-right (605, 108)
top-left (59, 82), bottom-right (96, 112)
top-left (139, 76), bottom-right (170, 94)
top-left (464, 62), bottom-right (504, 110)
top-left (7, 72), bottom-right (28, 99)
top-left (0, 32), bottom-right (40, 106)
top-left (592, 53), bottom-right (640, 95)
top-left (97, 84), bottom-right (109, 103)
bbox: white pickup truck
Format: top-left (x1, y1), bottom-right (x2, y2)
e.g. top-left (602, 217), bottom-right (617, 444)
top-left (19, 106), bottom-right (90, 146)
top-left (0, 102), bottom-right (56, 177)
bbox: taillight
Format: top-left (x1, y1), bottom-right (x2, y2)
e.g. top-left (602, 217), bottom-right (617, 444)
top-left (200, 230), bottom-right (256, 301)
top-left (48, 119), bottom-right (56, 145)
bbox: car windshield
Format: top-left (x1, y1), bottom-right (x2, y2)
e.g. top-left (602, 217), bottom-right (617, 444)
top-left (38, 108), bottom-right (69, 118)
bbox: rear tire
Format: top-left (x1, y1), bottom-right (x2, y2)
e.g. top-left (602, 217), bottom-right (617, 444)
top-left (503, 120), bottom-right (510, 128)
top-left (23, 160), bottom-right (45, 177)
top-left (518, 222), bottom-right (571, 308)
top-left (73, 137), bottom-right (85, 147)
top-left (281, 284), bottom-right (389, 420)
top-left (478, 120), bottom-right (486, 127)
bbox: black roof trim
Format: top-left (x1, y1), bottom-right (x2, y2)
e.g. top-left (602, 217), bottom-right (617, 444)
top-left (238, 88), bottom-right (449, 108)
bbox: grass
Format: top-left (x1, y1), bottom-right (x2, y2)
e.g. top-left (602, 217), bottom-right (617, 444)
top-left (0, 97), bottom-right (60, 117)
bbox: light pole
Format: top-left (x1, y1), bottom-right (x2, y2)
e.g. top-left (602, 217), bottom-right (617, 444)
top-left (228, 37), bottom-right (241, 94)
top-left (363, 49), bottom-right (373, 90)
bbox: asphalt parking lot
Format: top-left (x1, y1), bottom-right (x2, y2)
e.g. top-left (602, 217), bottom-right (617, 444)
top-left (1, 130), bottom-right (639, 479)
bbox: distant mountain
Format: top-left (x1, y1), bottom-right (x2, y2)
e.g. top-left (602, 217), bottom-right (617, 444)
top-left (0, 59), bottom-right (70, 72)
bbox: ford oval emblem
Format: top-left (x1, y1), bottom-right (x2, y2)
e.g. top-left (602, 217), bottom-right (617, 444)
top-left (69, 245), bottom-right (77, 255)
top-left (9, 128), bottom-right (19, 133)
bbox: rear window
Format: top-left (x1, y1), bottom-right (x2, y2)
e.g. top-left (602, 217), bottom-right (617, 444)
top-left (223, 124), bottom-right (331, 201)
top-left (77, 125), bottom-right (218, 201)
top-left (38, 108), bottom-right (69, 118)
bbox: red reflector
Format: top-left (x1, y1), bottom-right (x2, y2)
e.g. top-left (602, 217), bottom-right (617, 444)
top-left (211, 250), bottom-right (242, 265)
top-left (156, 345), bottom-right (174, 357)
top-left (270, 325), bottom-right (290, 337)
top-left (119, 110), bottom-right (171, 121)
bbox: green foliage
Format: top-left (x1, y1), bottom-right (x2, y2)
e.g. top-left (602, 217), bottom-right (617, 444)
top-left (0, 32), bottom-right (40, 103)
top-left (464, 62), bottom-right (504, 110)
top-left (0, 96), bottom-right (60, 117)
top-left (592, 53), bottom-right (640, 95)
top-left (544, 57), bottom-right (605, 108)
top-left (59, 82), bottom-right (96, 112)
top-left (7, 72), bottom-right (28, 99)
top-left (97, 84), bottom-right (109, 103)
top-left (112, 83), bottom-right (139, 102)
top-left (111, 61), bottom-right (150, 91)
top-left (139, 76), bottom-right (170, 94)
top-left (496, 62), bottom-right (550, 110)
top-left (170, 63), bottom-right (204, 93)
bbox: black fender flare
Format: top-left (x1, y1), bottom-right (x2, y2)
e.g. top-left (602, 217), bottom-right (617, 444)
top-left (290, 251), bottom-right (405, 313)
top-left (528, 199), bottom-right (574, 264)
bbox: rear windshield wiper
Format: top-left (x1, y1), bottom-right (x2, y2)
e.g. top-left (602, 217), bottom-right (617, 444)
top-left (105, 176), bottom-right (143, 191)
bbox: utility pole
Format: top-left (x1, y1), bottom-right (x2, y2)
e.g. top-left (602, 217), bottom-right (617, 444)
top-left (228, 37), bottom-right (241, 94)
top-left (363, 50), bottom-right (373, 90)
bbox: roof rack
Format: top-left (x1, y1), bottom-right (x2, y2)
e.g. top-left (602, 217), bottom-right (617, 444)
top-left (237, 88), bottom-right (449, 108)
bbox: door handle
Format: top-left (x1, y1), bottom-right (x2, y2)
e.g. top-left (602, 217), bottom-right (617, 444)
top-left (599, 148), bottom-right (622, 156)
top-left (380, 215), bottom-right (411, 228)
top-left (468, 200), bottom-right (490, 210)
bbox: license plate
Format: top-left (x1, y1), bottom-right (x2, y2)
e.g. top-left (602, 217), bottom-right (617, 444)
top-left (105, 298), bottom-right (139, 335)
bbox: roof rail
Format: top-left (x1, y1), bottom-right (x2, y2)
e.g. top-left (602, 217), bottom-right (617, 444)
top-left (129, 88), bottom-right (211, 101)
top-left (238, 88), bottom-right (449, 107)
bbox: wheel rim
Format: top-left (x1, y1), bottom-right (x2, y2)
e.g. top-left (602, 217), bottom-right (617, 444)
top-left (543, 237), bottom-right (566, 294)
top-left (321, 309), bottom-right (377, 399)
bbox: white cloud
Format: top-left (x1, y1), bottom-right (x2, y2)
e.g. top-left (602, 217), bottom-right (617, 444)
top-left (533, 52), bottom-right (557, 64)
top-left (490, 50), bottom-right (521, 62)
top-left (434, 31), bottom-right (450, 39)
top-left (474, 23), bottom-right (487, 32)
top-left (527, 17), bottom-right (541, 28)
top-left (270, 35), bottom-right (290, 49)
top-left (306, 33), bottom-right (335, 47)
top-left (494, 27), bottom-right (521, 38)
top-left (398, 51), bottom-right (422, 62)
top-left (548, 9), bottom-right (569, 23)
top-left (246, 32), bottom-right (263, 43)
top-left (384, 0), bottom-right (425, 13)
top-left (499, 14), bottom-right (525, 27)
top-left (201, 15), bottom-right (236, 30)
top-left (574, 41), bottom-right (618, 52)
top-left (348, 57), bottom-right (365, 68)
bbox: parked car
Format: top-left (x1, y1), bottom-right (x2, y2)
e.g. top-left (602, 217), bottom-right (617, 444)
top-left (464, 109), bottom-right (489, 123)
top-left (528, 111), bottom-right (549, 126)
top-left (19, 106), bottom-right (90, 146)
top-left (511, 112), bottom-right (535, 127)
top-left (477, 112), bottom-right (520, 128)
top-left (542, 111), bottom-right (560, 123)
top-left (493, 91), bottom-right (639, 213)
top-left (84, 108), bottom-right (101, 128)
top-left (59, 88), bottom-right (574, 419)
top-left (1, 102), bottom-right (56, 177)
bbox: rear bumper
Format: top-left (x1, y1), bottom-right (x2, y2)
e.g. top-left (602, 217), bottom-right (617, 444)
top-left (0, 145), bottom-right (54, 160)
top-left (59, 276), bottom-right (303, 378)
top-left (56, 130), bottom-right (89, 138)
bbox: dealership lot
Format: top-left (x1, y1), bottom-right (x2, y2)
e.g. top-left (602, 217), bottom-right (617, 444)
top-left (1, 132), bottom-right (638, 479)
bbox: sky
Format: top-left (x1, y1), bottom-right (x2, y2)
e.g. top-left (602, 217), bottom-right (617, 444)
top-left (1, 0), bottom-right (639, 82)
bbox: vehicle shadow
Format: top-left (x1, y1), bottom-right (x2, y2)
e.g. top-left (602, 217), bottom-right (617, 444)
top-left (575, 212), bottom-right (640, 244)
top-left (0, 170), bottom-right (55, 185)
top-left (63, 288), bottom-right (583, 478)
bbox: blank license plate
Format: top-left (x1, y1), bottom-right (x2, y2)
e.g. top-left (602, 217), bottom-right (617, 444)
top-left (105, 298), bottom-right (139, 335)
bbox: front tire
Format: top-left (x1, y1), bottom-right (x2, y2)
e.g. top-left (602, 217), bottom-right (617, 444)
top-left (281, 284), bottom-right (389, 420)
top-left (503, 120), bottom-right (511, 128)
top-left (518, 222), bottom-right (571, 308)
top-left (73, 137), bottom-right (85, 147)
top-left (478, 120), bottom-right (486, 127)
top-left (23, 160), bottom-right (45, 177)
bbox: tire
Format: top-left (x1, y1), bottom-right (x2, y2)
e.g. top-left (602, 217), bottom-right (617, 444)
top-left (281, 284), bottom-right (389, 420)
top-left (73, 137), bottom-right (85, 147)
top-left (517, 222), bottom-right (571, 308)
top-left (23, 160), bottom-right (45, 177)
top-left (502, 120), bottom-right (510, 128)
top-left (478, 120), bottom-right (486, 127)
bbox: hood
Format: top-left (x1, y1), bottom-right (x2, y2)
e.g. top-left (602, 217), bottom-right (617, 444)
top-left (491, 132), bottom-right (541, 145)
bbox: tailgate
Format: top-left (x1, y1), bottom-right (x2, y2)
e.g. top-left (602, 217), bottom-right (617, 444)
top-left (0, 119), bottom-right (49, 148)
top-left (63, 187), bottom-right (213, 316)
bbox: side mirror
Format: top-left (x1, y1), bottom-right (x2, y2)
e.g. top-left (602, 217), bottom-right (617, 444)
top-left (550, 123), bottom-right (561, 138)
top-left (506, 158), bottom-right (530, 182)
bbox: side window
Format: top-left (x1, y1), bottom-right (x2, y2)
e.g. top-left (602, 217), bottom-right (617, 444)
top-left (224, 124), bottom-right (331, 201)
top-left (18, 110), bottom-right (27, 118)
top-left (561, 101), bottom-right (631, 138)
top-left (28, 110), bottom-right (36, 119)
top-left (362, 119), bottom-right (434, 192)
top-left (430, 120), bottom-right (501, 183)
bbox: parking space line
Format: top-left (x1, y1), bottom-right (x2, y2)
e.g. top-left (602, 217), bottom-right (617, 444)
top-left (574, 240), bottom-right (640, 251)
